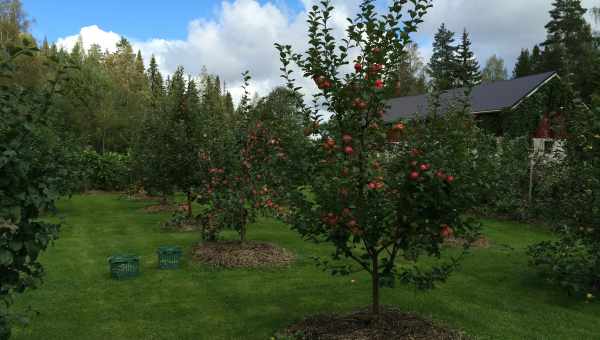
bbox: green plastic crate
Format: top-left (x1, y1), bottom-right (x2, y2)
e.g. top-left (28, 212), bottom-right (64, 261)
top-left (157, 246), bottom-right (182, 269)
top-left (108, 255), bottom-right (140, 279)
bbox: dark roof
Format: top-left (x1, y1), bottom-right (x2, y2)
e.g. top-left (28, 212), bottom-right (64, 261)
top-left (384, 71), bottom-right (558, 122)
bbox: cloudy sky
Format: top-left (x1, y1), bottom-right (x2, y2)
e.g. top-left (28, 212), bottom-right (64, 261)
top-left (25, 0), bottom-right (600, 103)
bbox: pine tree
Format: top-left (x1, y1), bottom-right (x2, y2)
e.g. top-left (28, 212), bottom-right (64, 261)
top-left (481, 55), bottom-right (508, 82)
top-left (456, 29), bottom-right (481, 87)
top-left (513, 49), bottom-right (532, 78)
top-left (428, 23), bottom-right (459, 91)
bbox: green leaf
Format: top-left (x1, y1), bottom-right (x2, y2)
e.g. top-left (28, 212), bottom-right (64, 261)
top-left (0, 249), bottom-right (13, 266)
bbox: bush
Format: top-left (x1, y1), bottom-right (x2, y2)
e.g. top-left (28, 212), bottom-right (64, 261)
top-left (78, 149), bottom-right (132, 191)
top-left (528, 104), bottom-right (600, 298)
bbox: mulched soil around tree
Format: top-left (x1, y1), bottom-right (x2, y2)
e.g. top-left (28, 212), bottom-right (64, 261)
top-left (193, 241), bottom-right (295, 268)
top-left (279, 307), bottom-right (467, 340)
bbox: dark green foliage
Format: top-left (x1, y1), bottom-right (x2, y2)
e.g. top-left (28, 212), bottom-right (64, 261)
top-left (456, 29), bottom-right (481, 87)
top-left (530, 45), bottom-right (543, 73)
top-left (513, 49), bottom-right (532, 78)
top-left (78, 149), bottom-right (132, 191)
top-left (541, 0), bottom-right (596, 102)
top-left (199, 75), bottom-right (309, 242)
top-left (135, 65), bottom-right (209, 201)
top-left (147, 55), bottom-right (164, 109)
top-left (427, 23), bottom-right (459, 91)
top-left (528, 104), bottom-right (600, 297)
top-left (1, 44), bottom-right (69, 339)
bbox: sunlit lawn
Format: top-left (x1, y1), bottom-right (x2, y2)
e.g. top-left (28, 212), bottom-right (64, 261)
top-left (11, 193), bottom-right (600, 339)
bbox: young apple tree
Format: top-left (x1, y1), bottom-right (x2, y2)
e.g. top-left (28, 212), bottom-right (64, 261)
top-left (198, 73), bottom-right (307, 241)
top-left (276, 0), bottom-right (479, 316)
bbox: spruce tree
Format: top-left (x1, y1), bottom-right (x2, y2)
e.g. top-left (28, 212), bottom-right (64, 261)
top-left (542, 0), bottom-right (594, 100)
top-left (427, 23), bottom-right (459, 91)
top-left (530, 45), bottom-right (543, 73)
top-left (147, 55), bottom-right (164, 108)
top-left (456, 29), bottom-right (481, 87)
top-left (135, 50), bottom-right (145, 75)
top-left (513, 49), bottom-right (532, 78)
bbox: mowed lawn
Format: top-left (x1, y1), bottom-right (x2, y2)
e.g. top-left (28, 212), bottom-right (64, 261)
top-left (11, 193), bottom-right (600, 340)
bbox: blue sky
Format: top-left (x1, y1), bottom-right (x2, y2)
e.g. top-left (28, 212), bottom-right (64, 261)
top-left (24, 0), bottom-right (305, 42)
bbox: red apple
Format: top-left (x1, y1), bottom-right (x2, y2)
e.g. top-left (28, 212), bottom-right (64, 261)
top-left (440, 224), bottom-right (454, 238)
top-left (354, 63), bottom-right (362, 72)
top-left (374, 79), bottom-right (384, 89)
top-left (419, 163), bottom-right (431, 171)
top-left (409, 171), bottom-right (420, 180)
top-left (446, 175), bottom-right (455, 183)
top-left (344, 146), bottom-right (354, 155)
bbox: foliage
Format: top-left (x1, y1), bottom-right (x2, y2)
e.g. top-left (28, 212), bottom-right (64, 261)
top-left (276, 0), bottom-right (480, 316)
top-left (513, 49), bottom-right (532, 78)
top-left (455, 29), bottom-right (481, 87)
top-left (78, 149), bottom-right (131, 192)
top-left (481, 54), bottom-right (507, 82)
top-left (528, 104), bottom-right (600, 297)
top-left (198, 74), bottom-right (309, 241)
top-left (427, 23), bottom-right (459, 91)
top-left (1, 43), bottom-right (68, 339)
top-left (542, 0), bottom-right (595, 101)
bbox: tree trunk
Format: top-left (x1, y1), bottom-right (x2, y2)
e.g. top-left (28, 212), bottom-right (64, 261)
top-left (372, 255), bottom-right (380, 317)
top-left (239, 208), bottom-right (247, 242)
top-left (187, 191), bottom-right (193, 218)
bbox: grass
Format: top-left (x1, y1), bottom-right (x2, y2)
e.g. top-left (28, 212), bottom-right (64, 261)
top-left (10, 193), bottom-right (600, 339)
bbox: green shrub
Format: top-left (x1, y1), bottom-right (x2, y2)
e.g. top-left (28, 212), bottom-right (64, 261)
top-left (78, 149), bottom-right (132, 191)
top-left (528, 104), bottom-right (600, 298)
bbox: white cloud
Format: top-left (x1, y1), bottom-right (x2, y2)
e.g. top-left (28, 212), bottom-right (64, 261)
top-left (56, 25), bottom-right (122, 53)
top-left (55, 0), bottom-right (600, 105)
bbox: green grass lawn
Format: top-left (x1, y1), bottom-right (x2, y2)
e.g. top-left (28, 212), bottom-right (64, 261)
top-left (10, 193), bottom-right (600, 340)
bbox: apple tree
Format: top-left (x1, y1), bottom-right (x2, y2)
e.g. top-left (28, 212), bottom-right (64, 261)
top-left (197, 73), bottom-right (309, 241)
top-left (1, 44), bottom-right (71, 339)
top-left (276, 0), bottom-right (479, 316)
